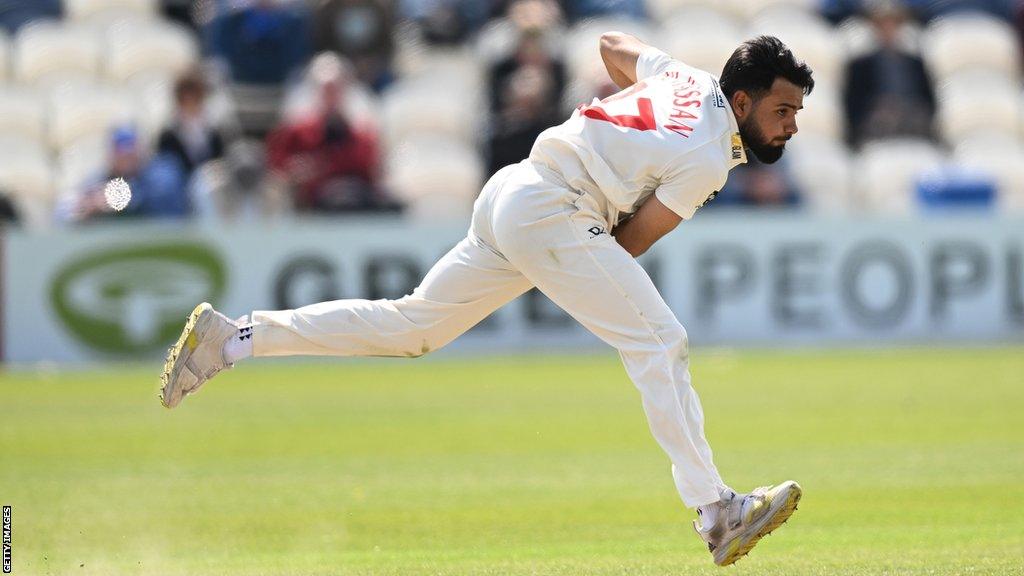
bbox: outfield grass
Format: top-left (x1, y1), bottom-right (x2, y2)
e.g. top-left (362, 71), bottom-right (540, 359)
top-left (1, 348), bottom-right (1023, 575)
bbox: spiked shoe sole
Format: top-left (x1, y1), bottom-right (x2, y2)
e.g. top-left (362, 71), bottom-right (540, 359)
top-left (716, 481), bottom-right (802, 566)
top-left (159, 302), bottom-right (212, 409)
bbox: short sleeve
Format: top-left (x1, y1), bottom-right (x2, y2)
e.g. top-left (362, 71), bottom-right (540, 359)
top-left (635, 47), bottom-right (680, 81)
top-left (654, 148), bottom-right (728, 220)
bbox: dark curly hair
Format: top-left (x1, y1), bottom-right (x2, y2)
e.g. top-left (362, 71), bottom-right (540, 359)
top-left (720, 36), bottom-right (814, 100)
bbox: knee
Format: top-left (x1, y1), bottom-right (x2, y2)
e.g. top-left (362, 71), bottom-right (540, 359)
top-left (661, 324), bottom-right (690, 361)
top-left (402, 337), bottom-right (435, 358)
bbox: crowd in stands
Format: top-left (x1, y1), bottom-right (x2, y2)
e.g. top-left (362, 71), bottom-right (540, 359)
top-left (0, 0), bottom-right (1022, 229)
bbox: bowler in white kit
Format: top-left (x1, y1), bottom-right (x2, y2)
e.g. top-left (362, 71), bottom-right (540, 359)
top-left (160, 33), bottom-right (814, 566)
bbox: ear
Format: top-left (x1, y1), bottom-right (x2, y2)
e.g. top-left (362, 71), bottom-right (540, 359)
top-left (730, 90), bottom-right (751, 120)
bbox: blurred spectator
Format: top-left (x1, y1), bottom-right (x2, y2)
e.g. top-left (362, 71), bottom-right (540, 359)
top-left (0, 192), bottom-right (20, 225)
top-left (313, 0), bottom-right (396, 92)
top-left (1016, 0), bottom-right (1024, 59)
top-left (265, 54), bottom-right (390, 213)
top-left (489, 27), bottom-right (566, 112)
top-left (563, 0), bottom-right (645, 23)
top-left (400, 0), bottom-right (492, 45)
top-left (194, 139), bottom-right (290, 220)
top-left (57, 127), bottom-right (188, 223)
top-left (822, 0), bottom-right (1015, 23)
top-left (916, 0), bottom-right (1015, 21)
top-left (0, 0), bottom-right (60, 33)
top-left (157, 69), bottom-right (228, 180)
top-left (205, 0), bottom-right (312, 84)
top-left (843, 0), bottom-right (937, 147)
top-left (161, 0), bottom-right (195, 27)
top-left (488, 66), bottom-right (561, 175)
top-left (713, 158), bottom-right (802, 208)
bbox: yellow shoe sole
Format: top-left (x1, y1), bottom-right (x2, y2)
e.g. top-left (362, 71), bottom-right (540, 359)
top-left (717, 482), bottom-right (802, 566)
top-left (159, 302), bottom-right (211, 408)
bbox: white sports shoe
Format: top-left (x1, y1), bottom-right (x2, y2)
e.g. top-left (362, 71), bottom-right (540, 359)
top-left (694, 481), bottom-right (802, 566)
top-left (159, 302), bottom-right (240, 409)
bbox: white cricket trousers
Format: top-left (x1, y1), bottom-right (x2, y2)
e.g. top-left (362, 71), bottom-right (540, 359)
top-left (252, 160), bottom-right (726, 507)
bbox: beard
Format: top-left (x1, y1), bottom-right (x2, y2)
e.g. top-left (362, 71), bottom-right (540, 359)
top-left (739, 118), bottom-right (787, 164)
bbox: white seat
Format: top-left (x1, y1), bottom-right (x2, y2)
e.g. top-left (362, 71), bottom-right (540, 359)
top-left (922, 13), bottom-right (1021, 80)
top-left (854, 138), bottom-right (946, 214)
top-left (646, 0), bottom-right (731, 23)
top-left (64, 0), bottom-right (157, 23)
top-left (0, 30), bottom-right (10, 83)
top-left (730, 0), bottom-right (817, 22)
top-left (48, 83), bottom-right (139, 151)
top-left (937, 70), bottom-right (1022, 143)
top-left (396, 46), bottom-right (483, 91)
top-left (836, 16), bottom-right (924, 62)
top-left (564, 18), bottom-right (658, 79)
top-left (56, 134), bottom-right (110, 193)
top-left (747, 6), bottom-right (845, 88)
top-left (380, 77), bottom-right (481, 146)
top-left (786, 134), bottom-right (853, 212)
top-left (14, 21), bottom-right (102, 86)
top-left (385, 136), bottom-right (483, 222)
top-left (0, 138), bottom-right (55, 228)
top-left (795, 80), bottom-right (842, 141)
top-left (0, 86), bottom-right (47, 144)
top-left (953, 135), bottom-right (1024, 211)
top-left (130, 74), bottom-right (175, 146)
top-left (474, 18), bottom-right (566, 65)
top-left (661, 7), bottom-right (743, 77)
top-left (104, 19), bottom-right (198, 84)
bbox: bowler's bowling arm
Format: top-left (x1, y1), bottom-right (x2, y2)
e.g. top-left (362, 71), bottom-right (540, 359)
top-left (599, 31), bottom-right (653, 90)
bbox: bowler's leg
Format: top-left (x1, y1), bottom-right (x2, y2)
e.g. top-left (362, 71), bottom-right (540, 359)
top-left (252, 236), bottom-right (532, 358)
top-left (492, 187), bottom-right (725, 507)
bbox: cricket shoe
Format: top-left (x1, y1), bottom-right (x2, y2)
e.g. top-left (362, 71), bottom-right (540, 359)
top-left (159, 302), bottom-right (241, 409)
top-left (694, 481), bottom-right (802, 566)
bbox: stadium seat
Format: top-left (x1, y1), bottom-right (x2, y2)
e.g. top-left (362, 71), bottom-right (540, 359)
top-left (0, 86), bottom-right (47, 143)
top-left (953, 135), bottom-right (1024, 212)
top-left (48, 83), bottom-right (138, 151)
top-left (0, 137), bottom-right (55, 228)
top-left (129, 74), bottom-right (174, 145)
top-left (563, 17), bottom-right (657, 80)
top-left (104, 19), bottom-right (197, 85)
top-left (645, 0), bottom-right (729, 22)
top-left (280, 76), bottom-right (378, 129)
top-left (13, 21), bottom-right (102, 87)
top-left (64, 0), bottom-right (157, 23)
top-left (396, 46), bottom-right (483, 92)
top-left (854, 138), bottom-right (946, 214)
top-left (474, 16), bottom-right (565, 65)
top-left (661, 6), bottom-right (743, 77)
top-left (747, 6), bottom-right (845, 88)
top-left (794, 80), bottom-right (842, 141)
top-left (0, 30), bottom-right (9, 82)
top-left (385, 136), bottom-right (483, 222)
top-left (937, 70), bottom-right (1022, 144)
top-left (786, 134), bottom-right (853, 213)
top-left (55, 133), bottom-right (109, 193)
top-left (922, 13), bottom-right (1021, 80)
top-left (835, 16), bottom-right (876, 59)
top-left (731, 0), bottom-right (817, 24)
top-left (380, 76), bottom-right (482, 147)
top-left (836, 14), bottom-right (924, 61)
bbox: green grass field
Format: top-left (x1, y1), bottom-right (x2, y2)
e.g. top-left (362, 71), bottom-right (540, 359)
top-left (2, 348), bottom-right (1023, 575)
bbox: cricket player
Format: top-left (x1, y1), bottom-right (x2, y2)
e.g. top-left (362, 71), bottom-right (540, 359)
top-left (160, 33), bottom-right (813, 566)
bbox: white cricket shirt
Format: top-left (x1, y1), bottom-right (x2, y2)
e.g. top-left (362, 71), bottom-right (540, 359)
top-left (529, 48), bottom-right (747, 223)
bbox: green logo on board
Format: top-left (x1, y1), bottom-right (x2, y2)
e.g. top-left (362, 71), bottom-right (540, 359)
top-left (49, 243), bottom-right (226, 355)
